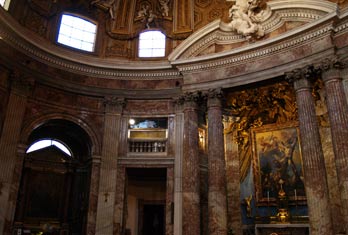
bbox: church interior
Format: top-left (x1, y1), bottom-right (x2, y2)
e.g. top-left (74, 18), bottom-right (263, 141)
top-left (1, 0), bottom-right (348, 235)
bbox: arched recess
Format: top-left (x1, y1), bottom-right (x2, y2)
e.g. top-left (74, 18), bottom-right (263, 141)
top-left (20, 113), bottom-right (101, 156)
top-left (14, 116), bottom-right (100, 234)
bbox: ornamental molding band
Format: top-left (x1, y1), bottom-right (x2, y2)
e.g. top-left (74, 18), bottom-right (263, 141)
top-left (0, 0), bottom-right (344, 80)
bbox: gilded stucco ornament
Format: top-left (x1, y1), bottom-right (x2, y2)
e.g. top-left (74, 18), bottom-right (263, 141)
top-left (90, 0), bottom-right (116, 20)
top-left (220, 0), bottom-right (271, 39)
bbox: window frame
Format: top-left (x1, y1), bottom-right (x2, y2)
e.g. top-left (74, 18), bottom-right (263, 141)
top-left (56, 12), bottom-right (98, 53)
top-left (138, 30), bottom-right (166, 59)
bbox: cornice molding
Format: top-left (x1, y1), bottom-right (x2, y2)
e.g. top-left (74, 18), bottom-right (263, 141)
top-left (174, 22), bottom-right (333, 73)
top-left (0, 0), bottom-right (344, 82)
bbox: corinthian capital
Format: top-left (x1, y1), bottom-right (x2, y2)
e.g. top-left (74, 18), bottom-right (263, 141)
top-left (285, 65), bottom-right (314, 83)
top-left (177, 91), bottom-right (202, 104)
top-left (316, 57), bottom-right (344, 72)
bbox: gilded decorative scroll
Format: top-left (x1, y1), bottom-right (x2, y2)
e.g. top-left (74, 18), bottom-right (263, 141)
top-left (225, 82), bottom-right (297, 181)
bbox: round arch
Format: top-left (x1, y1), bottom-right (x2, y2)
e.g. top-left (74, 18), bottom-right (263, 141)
top-left (20, 113), bottom-right (101, 157)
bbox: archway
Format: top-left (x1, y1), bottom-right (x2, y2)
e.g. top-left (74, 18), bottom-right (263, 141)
top-left (14, 119), bottom-right (93, 235)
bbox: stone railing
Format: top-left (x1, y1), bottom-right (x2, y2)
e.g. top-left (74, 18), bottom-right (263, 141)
top-left (128, 139), bottom-right (167, 153)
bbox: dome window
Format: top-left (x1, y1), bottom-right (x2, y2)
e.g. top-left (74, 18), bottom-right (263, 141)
top-left (0, 0), bottom-right (10, 10)
top-left (27, 139), bottom-right (72, 157)
top-left (138, 30), bottom-right (166, 58)
top-left (57, 13), bottom-right (97, 52)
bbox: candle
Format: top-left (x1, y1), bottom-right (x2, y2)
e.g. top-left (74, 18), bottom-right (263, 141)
top-left (294, 189), bottom-right (297, 201)
top-left (267, 191), bottom-right (270, 203)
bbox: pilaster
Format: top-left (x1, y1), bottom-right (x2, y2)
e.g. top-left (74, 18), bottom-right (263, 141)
top-left (86, 156), bottom-right (102, 235)
top-left (223, 116), bottom-right (242, 235)
top-left (96, 97), bottom-right (126, 235)
top-left (285, 66), bottom-right (333, 235)
top-left (0, 72), bottom-right (33, 235)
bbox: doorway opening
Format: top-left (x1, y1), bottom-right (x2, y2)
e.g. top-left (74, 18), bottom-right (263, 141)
top-left (126, 168), bottom-right (166, 235)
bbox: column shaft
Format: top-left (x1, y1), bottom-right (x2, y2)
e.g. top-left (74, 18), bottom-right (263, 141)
top-left (291, 74), bottom-right (333, 235)
top-left (207, 94), bottom-right (227, 235)
top-left (182, 98), bottom-right (200, 235)
top-left (322, 68), bottom-right (348, 233)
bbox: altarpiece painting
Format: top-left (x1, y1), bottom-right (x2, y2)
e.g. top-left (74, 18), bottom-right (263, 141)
top-left (252, 123), bottom-right (306, 204)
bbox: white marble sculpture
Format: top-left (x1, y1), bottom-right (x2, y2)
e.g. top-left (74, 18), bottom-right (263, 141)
top-left (221, 0), bottom-right (270, 39)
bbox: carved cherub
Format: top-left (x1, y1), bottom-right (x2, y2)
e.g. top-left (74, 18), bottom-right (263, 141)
top-left (90, 0), bottom-right (116, 20)
top-left (158, 0), bottom-right (170, 17)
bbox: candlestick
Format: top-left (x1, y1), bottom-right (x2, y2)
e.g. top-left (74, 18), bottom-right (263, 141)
top-left (294, 189), bottom-right (297, 201)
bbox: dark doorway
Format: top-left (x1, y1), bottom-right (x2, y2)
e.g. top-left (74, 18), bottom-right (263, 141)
top-left (142, 204), bottom-right (165, 235)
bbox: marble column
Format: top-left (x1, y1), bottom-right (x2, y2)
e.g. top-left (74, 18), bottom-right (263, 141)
top-left (206, 89), bottom-right (228, 235)
top-left (0, 72), bottom-right (33, 235)
top-left (319, 58), bottom-right (348, 233)
top-left (96, 97), bottom-right (125, 235)
top-left (285, 67), bottom-right (333, 235)
top-left (223, 116), bottom-right (242, 235)
top-left (342, 68), bottom-right (348, 104)
top-left (181, 92), bottom-right (200, 235)
top-left (86, 156), bottom-right (102, 235)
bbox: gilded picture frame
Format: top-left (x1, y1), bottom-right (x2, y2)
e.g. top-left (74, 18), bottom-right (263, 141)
top-left (252, 122), bottom-right (306, 204)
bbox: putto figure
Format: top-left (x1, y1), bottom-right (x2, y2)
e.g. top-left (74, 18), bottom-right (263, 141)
top-left (221, 0), bottom-right (270, 39)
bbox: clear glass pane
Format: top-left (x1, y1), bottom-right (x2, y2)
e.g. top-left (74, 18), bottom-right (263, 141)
top-left (58, 14), bottom-right (97, 52)
top-left (152, 48), bottom-right (165, 57)
top-left (26, 140), bottom-right (51, 153)
top-left (138, 31), bottom-right (165, 58)
top-left (26, 139), bottom-right (72, 156)
top-left (52, 141), bottom-right (71, 156)
top-left (57, 34), bottom-right (70, 45)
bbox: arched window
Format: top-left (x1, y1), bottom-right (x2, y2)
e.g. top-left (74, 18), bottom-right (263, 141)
top-left (0, 0), bottom-right (10, 10)
top-left (57, 13), bottom-right (97, 52)
top-left (138, 30), bottom-right (166, 58)
top-left (26, 139), bottom-right (72, 156)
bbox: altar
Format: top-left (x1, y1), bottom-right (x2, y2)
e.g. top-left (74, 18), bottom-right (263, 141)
top-left (255, 223), bottom-right (310, 235)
